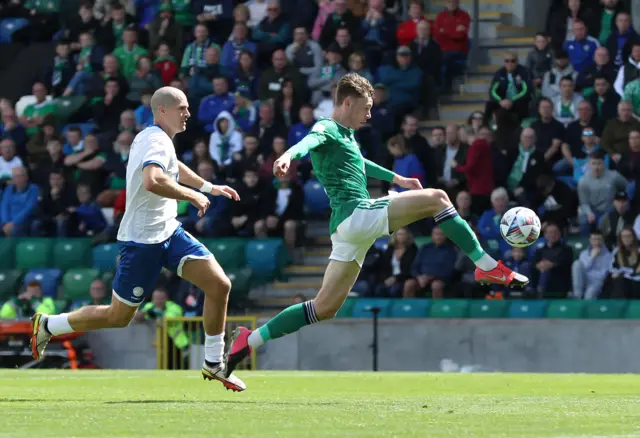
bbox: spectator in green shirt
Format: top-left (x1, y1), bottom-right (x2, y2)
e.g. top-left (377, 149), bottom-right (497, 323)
top-left (113, 27), bottom-right (149, 80)
top-left (13, 0), bottom-right (60, 43)
top-left (19, 82), bottom-right (57, 137)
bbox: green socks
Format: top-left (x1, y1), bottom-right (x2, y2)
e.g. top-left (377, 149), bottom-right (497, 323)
top-left (252, 301), bottom-right (319, 347)
top-left (435, 205), bottom-right (489, 264)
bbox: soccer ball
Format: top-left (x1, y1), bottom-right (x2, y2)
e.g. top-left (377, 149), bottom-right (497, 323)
top-left (499, 207), bottom-right (541, 248)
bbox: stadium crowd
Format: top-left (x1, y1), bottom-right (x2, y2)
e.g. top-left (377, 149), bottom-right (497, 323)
top-left (1, 0), bottom-right (640, 323)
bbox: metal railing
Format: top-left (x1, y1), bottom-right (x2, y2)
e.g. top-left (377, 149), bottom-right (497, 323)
top-left (156, 316), bottom-right (259, 370)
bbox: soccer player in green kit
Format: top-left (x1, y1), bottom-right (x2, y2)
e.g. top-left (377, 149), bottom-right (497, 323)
top-left (224, 73), bottom-right (528, 379)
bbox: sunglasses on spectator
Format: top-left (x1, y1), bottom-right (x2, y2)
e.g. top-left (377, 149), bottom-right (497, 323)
top-left (583, 130), bottom-right (594, 136)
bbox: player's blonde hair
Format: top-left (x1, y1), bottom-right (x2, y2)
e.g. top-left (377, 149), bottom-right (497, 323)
top-left (335, 73), bottom-right (374, 105)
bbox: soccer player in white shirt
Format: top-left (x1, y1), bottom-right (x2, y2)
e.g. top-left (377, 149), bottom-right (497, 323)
top-left (30, 87), bottom-right (246, 391)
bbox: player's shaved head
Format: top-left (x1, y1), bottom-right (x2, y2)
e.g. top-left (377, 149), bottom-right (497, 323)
top-left (150, 87), bottom-right (185, 117)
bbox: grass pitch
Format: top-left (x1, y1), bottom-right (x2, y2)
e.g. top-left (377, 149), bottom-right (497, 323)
top-left (2, 370), bottom-right (640, 438)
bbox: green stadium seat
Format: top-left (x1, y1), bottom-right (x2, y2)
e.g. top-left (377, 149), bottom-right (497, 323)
top-left (352, 299), bottom-right (391, 318)
top-left (16, 239), bottom-right (53, 269)
top-left (92, 243), bottom-right (120, 272)
top-left (414, 236), bottom-right (432, 248)
top-left (335, 298), bottom-right (356, 318)
top-left (469, 300), bottom-right (509, 318)
top-left (245, 238), bottom-right (288, 282)
top-left (52, 239), bottom-right (92, 270)
top-left (227, 268), bottom-right (253, 306)
top-left (508, 300), bottom-right (548, 318)
top-left (429, 299), bottom-right (470, 318)
top-left (0, 239), bottom-right (17, 269)
top-left (545, 300), bottom-right (585, 319)
top-left (585, 300), bottom-right (627, 319)
top-left (390, 299), bottom-right (430, 317)
top-left (54, 95), bottom-right (87, 123)
top-left (625, 301), bottom-right (640, 319)
top-left (202, 238), bottom-right (247, 270)
top-left (62, 268), bottom-right (100, 301)
top-left (54, 299), bottom-right (69, 313)
top-left (566, 236), bottom-right (589, 260)
top-left (0, 269), bottom-right (23, 302)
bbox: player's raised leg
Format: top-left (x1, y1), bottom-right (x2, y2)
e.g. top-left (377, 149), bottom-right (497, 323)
top-left (386, 187), bottom-right (528, 287)
top-left (180, 256), bottom-right (246, 392)
top-left (225, 259), bottom-right (360, 376)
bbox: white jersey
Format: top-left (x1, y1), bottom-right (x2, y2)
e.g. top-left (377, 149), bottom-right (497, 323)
top-left (117, 125), bottom-right (180, 244)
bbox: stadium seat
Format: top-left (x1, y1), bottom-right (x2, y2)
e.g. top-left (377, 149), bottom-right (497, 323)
top-left (429, 299), bottom-right (470, 318)
top-left (566, 236), bottom-right (589, 260)
top-left (469, 300), bottom-right (509, 318)
top-left (508, 300), bottom-right (548, 318)
top-left (52, 238), bottom-right (92, 270)
top-left (545, 300), bottom-right (585, 319)
top-left (390, 299), bottom-right (430, 318)
top-left (0, 239), bottom-right (17, 269)
top-left (24, 269), bottom-right (62, 298)
top-left (202, 238), bottom-right (247, 270)
top-left (54, 299), bottom-right (69, 313)
top-left (414, 236), bottom-right (432, 248)
top-left (373, 237), bottom-right (389, 251)
top-left (303, 179), bottom-right (330, 215)
top-left (62, 268), bottom-right (100, 301)
top-left (585, 300), bottom-right (627, 319)
top-left (16, 239), bottom-right (54, 270)
top-left (227, 268), bottom-right (253, 307)
top-left (351, 298), bottom-right (391, 318)
top-left (245, 238), bottom-right (288, 282)
top-left (0, 269), bottom-right (24, 302)
top-left (0, 18), bottom-right (29, 43)
top-left (335, 298), bottom-right (356, 318)
top-left (625, 301), bottom-right (640, 319)
top-left (92, 243), bottom-right (121, 273)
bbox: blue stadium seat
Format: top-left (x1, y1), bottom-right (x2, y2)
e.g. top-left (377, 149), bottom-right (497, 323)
top-left (373, 237), bottom-right (389, 251)
top-left (245, 238), bottom-right (287, 282)
top-left (303, 179), bottom-right (330, 215)
top-left (24, 269), bottom-right (62, 298)
top-left (390, 299), bottom-right (430, 318)
top-left (351, 299), bottom-right (391, 318)
top-left (508, 300), bottom-right (548, 318)
top-left (335, 298), bottom-right (356, 318)
top-left (92, 243), bottom-right (120, 272)
top-left (0, 19), bottom-right (29, 43)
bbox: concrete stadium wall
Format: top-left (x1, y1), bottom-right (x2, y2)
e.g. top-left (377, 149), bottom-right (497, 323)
top-left (86, 319), bottom-right (640, 374)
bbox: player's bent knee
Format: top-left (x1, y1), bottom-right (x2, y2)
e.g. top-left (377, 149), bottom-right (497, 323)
top-left (106, 305), bottom-right (135, 328)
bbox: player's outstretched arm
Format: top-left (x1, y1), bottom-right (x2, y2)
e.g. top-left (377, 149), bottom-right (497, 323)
top-left (274, 134), bottom-right (323, 176)
top-left (144, 164), bottom-right (212, 217)
top-left (363, 159), bottom-right (423, 190)
top-left (177, 161), bottom-right (240, 200)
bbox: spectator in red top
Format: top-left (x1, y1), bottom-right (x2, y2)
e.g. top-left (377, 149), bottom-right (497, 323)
top-left (396, 0), bottom-right (428, 48)
top-left (434, 0), bottom-right (471, 92)
top-left (453, 125), bottom-right (495, 216)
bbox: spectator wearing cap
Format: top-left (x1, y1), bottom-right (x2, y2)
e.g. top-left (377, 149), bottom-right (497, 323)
top-left (551, 76), bottom-right (584, 126)
top-left (588, 75), bottom-right (620, 124)
top-left (113, 27), bottom-right (149, 80)
top-left (601, 190), bottom-right (635, 247)
top-left (605, 11), bottom-right (640, 68)
top-left (285, 26), bottom-right (323, 80)
top-left (148, 3), bottom-right (184, 59)
top-left (576, 47), bottom-right (616, 94)
top-left (1, 167), bottom-right (39, 237)
top-left (188, 47), bottom-right (228, 102)
top-left (198, 77), bottom-right (235, 133)
top-left (96, 3), bottom-right (136, 53)
top-left (572, 229), bottom-right (611, 299)
top-left (221, 22), bottom-right (257, 72)
top-left (613, 42), bottom-right (640, 96)
top-left (259, 49), bottom-right (307, 102)
top-left (181, 24), bottom-right (215, 78)
top-left (542, 50), bottom-right (578, 100)
top-left (531, 98), bottom-right (565, 164)
top-left (486, 53), bottom-right (531, 123)
top-left (601, 101), bottom-right (640, 162)
top-left (396, 0), bottom-right (428, 48)
top-left (232, 88), bottom-right (258, 133)
top-left (360, 0), bottom-right (397, 73)
top-left (308, 43), bottom-right (347, 106)
top-left (252, 0), bottom-right (291, 68)
top-left (578, 149), bottom-right (627, 235)
top-left (527, 33), bottom-right (554, 89)
top-left (564, 20), bottom-right (600, 73)
top-left (319, 0), bottom-right (361, 49)
top-left (378, 46), bottom-right (423, 121)
top-left (434, 0), bottom-right (470, 92)
top-left (560, 125), bottom-right (609, 184)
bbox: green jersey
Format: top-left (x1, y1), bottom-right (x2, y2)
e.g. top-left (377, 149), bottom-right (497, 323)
top-left (287, 118), bottom-right (395, 235)
top-left (23, 100), bottom-right (56, 136)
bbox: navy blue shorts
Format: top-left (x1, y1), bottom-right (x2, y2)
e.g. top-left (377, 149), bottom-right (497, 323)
top-left (112, 226), bottom-right (212, 306)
